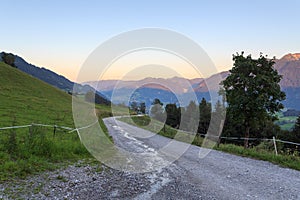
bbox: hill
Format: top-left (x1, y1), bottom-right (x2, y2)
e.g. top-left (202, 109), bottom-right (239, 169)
top-left (0, 52), bottom-right (102, 95)
top-left (0, 61), bottom-right (92, 180)
top-left (0, 61), bottom-right (74, 127)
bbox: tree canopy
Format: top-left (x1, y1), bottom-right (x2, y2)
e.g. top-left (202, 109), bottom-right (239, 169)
top-left (1, 52), bottom-right (16, 68)
top-left (221, 52), bottom-right (286, 148)
top-left (165, 103), bottom-right (180, 128)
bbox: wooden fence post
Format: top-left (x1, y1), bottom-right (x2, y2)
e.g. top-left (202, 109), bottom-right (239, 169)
top-left (273, 136), bottom-right (278, 156)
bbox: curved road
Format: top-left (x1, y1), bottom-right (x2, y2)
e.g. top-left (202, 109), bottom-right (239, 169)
top-left (103, 117), bottom-right (300, 200)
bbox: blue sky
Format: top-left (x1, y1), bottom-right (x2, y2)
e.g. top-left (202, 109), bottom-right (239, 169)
top-left (1, 0), bottom-right (300, 81)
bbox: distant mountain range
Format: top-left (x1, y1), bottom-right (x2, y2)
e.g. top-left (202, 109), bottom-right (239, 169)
top-left (85, 53), bottom-right (300, 110)
top-left (85, 77), bottom-right (212, 108)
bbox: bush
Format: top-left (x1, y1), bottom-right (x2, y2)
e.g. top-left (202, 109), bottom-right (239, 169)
top-left (5, 129), bottom-right (18, 158)
top-left (1, 52), bottom-right (16, 67)
top-left (26, 126), bottom-right (53, 157)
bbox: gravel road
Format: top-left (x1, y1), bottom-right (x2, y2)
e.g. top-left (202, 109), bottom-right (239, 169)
top-left (1, 117), bottom-right (299, 199)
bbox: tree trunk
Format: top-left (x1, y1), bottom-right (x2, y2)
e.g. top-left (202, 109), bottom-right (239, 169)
top-left (244, 126), bottom-right (250, 148)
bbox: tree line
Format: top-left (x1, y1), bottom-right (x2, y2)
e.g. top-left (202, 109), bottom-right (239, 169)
top-left (130, 97), bottom-right (223, 137)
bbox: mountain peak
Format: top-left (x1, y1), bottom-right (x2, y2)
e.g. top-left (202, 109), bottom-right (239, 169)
top-left (280, 53), bottom-right (300, 61)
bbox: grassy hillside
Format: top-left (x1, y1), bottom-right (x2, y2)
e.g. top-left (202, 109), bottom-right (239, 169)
top-left (0, 62), bottom-right (95, 181)
top-left (275, 112), bottom-right (297, 131)
top-left (0, 62), bottom-right (74, 127)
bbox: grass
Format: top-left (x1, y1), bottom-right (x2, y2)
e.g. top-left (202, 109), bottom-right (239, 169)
top-left (0, 62), bottom-right (73, 128)
top-left (119, 115), bottom-right (300, 171)
top-left (216, 144), bottom-right (300, 170)
top-left (276, 113), bottom-right (297, 130)
top-left (279, 123), bottom-right (295, 131)
top-left (0, 62), bottom-right (113, 181)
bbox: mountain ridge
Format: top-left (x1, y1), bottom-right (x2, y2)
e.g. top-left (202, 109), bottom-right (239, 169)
top-left (85, 53), bottom-right (300, 110)
top-left (280, 53), bottom-right (300, 61)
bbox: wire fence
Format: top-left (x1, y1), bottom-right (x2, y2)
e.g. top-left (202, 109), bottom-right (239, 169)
top-left (194, 132), bottom-right (300, 155)
top-left (168, 128), bottom-right (300, 155)
top-left (195, 132), bottom-right (300, 146)
top-left (0, 122), bottom-right (299, 154)
top-left (0, 121), bottom-right (100, 134)
top-left (0, 123), bottom-right (75, 132)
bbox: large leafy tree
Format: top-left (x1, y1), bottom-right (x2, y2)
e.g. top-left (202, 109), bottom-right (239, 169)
top-left (221, 52), bottom-right (286, 148)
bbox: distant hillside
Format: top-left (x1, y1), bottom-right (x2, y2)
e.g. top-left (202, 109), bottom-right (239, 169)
top-left (0, 52), bottom-right (100, 95)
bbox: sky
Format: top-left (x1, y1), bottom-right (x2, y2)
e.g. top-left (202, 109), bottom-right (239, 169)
top-left (1, 0), bottom-right (300, 82)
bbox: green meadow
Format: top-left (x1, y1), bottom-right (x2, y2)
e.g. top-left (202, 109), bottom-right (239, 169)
top-left (0, 62), bottom-right (109, 181)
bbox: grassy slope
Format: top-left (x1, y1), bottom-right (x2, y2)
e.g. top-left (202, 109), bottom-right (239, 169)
top-left (0, 62), bottom-right (74, 127)
top-left (0, 62), bottom-right (96, 181)
top-left (276, 116), bottom-right (297, 130)
top-left (275, 112), bottom-right (297, 130)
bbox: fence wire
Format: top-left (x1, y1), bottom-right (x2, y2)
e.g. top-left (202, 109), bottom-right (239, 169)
top-left (0, 122), bottom-right (300, 146)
